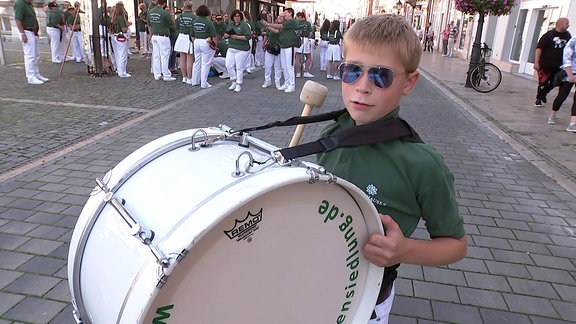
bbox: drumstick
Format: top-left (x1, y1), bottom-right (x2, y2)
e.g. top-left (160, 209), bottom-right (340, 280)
top-left (288, 80), bottom-right (328, 147)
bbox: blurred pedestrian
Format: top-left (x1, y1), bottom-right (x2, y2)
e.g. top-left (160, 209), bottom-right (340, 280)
top-left (547, 36), bottom-right (576, 132)
top-left (319, 19), bottom-right (330, 72)
top-left (262, 14), bottom-right (283, 89)
top-left (325, 19), bottom-right (342, 80)
top-left (46, 2), bottom-right (65, 63)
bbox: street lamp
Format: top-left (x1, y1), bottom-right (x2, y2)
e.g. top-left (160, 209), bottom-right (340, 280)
top-left (395, 0), bottom-right (403, 15)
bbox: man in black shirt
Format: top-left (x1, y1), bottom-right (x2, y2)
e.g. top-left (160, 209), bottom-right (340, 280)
top-left (534, 18), bottom-right (571, 107)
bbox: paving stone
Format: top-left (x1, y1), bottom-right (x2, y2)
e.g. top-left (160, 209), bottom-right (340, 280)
top-left (503, 293), bottom-right (558, 317)
top-left (18, 256), bottom-right (66, 276)
top-left (4, 273), bottom-right (60, 297)
top-left (552, 283), bottom-right (576, 303)
top-left (0, 270), bottom-right (23, 290)
top-left (390, 295), bottom-right (432, 319)
top-left (491, 249), bottom-right (535, 265)
top-left (2, 296), bottom-right (67, 324)
top-left (431, 300), bottom-right (483, 323)
top-left (16, 238), bottom-right (64, 256)
top-left (508, 277), bottom-right (559, 299)
top-left (27, 225), bottom-right (69, 240)
top-left (464, 272), bottom-right (512, 292)
top-left (550, 300), bottom-right (576, 322)
top-left (530, 254), bottom-right (575, 271)
top-left (479, 308), bottom-right (531, 324)
top-left (422, 267), bottom-right (466, 286)
top-left (0, 233), bottom-right (29, 250)
top-left (0, 221), bottom-right (37, 235)
top-left (457, 287), bottom-right (507, 310)
top-left (413, 280), bottom-right (460, 303)
top-left (0, 292), bottom-right (24, 316)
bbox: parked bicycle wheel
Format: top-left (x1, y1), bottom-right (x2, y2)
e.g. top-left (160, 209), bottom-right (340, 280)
top-left (469, 63), bottom-right (502, 93)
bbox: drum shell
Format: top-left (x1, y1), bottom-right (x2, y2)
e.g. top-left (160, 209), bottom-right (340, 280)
top-left (68, 128), bottom-right (384, 323)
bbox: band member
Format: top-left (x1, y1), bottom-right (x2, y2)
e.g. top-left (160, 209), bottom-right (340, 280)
top-left (110, 2), bottom-right (130, 77)
top-left (148, 0), bottom-right (176, 81)
top-left (14, 0), bottom-right (48, 84)
top-left (68, 2), bottom-right (85, 63)
top-left (46, 2), bottom-right (65, 63)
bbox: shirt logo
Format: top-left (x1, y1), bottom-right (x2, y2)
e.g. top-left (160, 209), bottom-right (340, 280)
top-left (366, 184), bottom-right (387, 207)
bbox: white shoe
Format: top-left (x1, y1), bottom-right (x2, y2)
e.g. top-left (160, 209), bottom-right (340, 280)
top-left (296, 73), bottom-right (301, 78)
top-left (246, 69), bottom-right (253, 74)
top-left (333, 75), bottom-right (340, 80)
top-left (27, 77), bottom-right (44, 85)
top-left (326, 74), bottom-right (333, 79)
top-left (36, 75), bottom-right (49, 82)
top-left (228, 82), bottom-right (237, 90)
top-left (234, 84), bottom-right (242, 92)
top-left (284, 86), bottom-right (295, 93)
top-left (52, 60), bottom-right (62, 64)
top-left (303, 72), bottom-right (314, 78)
top-left (182, 77), bottom-right (188, 83)
top-left (163, 76), bottom-right (176, 82)
top-left (66, 56), bottom-right (74, 61)
top-left (201, 83), bottom-right (212, 89)
top-left (154, 76), bottom-right (162, 80)
top-left (119, 73), bottom-right (131, 78)
top-left (186, 79), bottom-right (196, 85)
top-left (219, 73), bottom-right (229, 79)
top-left (277, 84), bottom-right (287, 91)
top-left (262, 81), bottom-right (272, 88)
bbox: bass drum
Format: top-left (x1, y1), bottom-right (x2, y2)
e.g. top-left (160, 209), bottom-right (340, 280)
top-left (68, 127), bottom-right (384, 324)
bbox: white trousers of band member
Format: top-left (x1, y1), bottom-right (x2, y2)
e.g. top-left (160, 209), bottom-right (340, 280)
top-left (191, 39), bottom-right (215, 87)
top-left (108, 33), bottom-right (117, 70)
top-left (225, 48), bottom-right (250, 85)
top-left (112, 36), bottom-right (129, 75)
top-left (319, 40), bottom-right (328, 70)
top-left (20, 30), bottom-right (41, 79)
top-left (71, 31), bottom-right (85, 62)
top-left (367, 285), bottom-right (395, 324)
top-left (151, 35), bottom-right (172, 78)
top-left (255, 35), bottom-right (265, 66)
top-left (99, 25), bottom-right (107, 56)
top-left (212, 56), bottom-right (227, 74)
top-left (139, 31), bottom-right (149, 53)
top-left (264, 51), bottom-right (282, 87)
top-left (47, 26), bottom-right (63, 62)
top-left (280, 47), bottom-right (295, 87)
top-left (244, 38), bottom-right (255, 70)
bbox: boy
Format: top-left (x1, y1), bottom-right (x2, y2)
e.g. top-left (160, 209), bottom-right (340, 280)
top-left (316, 14), bottom-right (467, 323)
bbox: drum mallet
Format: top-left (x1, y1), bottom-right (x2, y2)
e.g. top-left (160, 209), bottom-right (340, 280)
top-left (288, 80), bottom-right (328, 147)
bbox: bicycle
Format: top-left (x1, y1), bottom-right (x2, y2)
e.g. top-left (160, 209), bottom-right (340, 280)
top-left (468, 43), bottom-right (502, 93)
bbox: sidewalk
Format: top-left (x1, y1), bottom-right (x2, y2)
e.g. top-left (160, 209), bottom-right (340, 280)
top-left (419, 51), bottom-right (576, 196)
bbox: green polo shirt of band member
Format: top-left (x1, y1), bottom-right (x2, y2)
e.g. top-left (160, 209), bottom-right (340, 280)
top-left (214, 21), bottom-right (226, 37)
top-left (317, 109), bottom-right (465, 240)
top-left (191, 16), bottom-right (215, 39)
top-left (46, 9), bottom-right (62, 27)
top-left (148, 5), bottom-right (174, 35)
top-left (137, 11), bottom-right (147, 32)
top-left (112, 14), bottom-right (127, 33)
top-left (176, 11), bottom-right (196, 35)
top-left (66, 10), bottom-right (80, 25)
top-left (226, 20), bottom-right (251, 51)
top-left (297, 19), bottom-right (313, 38)
top-left (14, 0), bottom-right (38, 29)
top-left (265, 26), bottom-right (279, 46)
top-left (279, 18), bottom-right (298, 48)
top-left (327, 29), bottom-right (342, 44)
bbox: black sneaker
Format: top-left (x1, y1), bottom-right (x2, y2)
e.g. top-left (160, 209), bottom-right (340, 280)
top-left (534, 99), bottom-right (542, 107)
top-left (542, 97), bottom-right (547, 104)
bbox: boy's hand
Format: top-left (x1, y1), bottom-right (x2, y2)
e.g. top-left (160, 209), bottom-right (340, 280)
top-left (363, 214), bottom-right (408, 267)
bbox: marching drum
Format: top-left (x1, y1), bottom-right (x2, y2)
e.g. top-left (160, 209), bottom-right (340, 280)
top-left (68, 126), bottom-right (384, 323)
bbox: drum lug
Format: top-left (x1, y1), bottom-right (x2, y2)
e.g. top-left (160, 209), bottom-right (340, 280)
top-left (232, 151), bottom-right (254, 177)
top-left (301, 161), bottom-right (337, 184)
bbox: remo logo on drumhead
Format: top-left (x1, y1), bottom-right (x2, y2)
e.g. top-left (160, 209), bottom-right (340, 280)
top-left (224, 208), bottom-right (263, 242)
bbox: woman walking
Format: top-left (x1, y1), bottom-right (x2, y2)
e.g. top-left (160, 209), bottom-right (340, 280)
top-left (548, 36), bottom-right (576, 132)
top-left (224, 9), bottom-right (252, 93)
top-left (110, 2), bottom-right (130, 77)
top-left (325, 19), bottom-right (342, 80)
top-left (190, 5), bottom-right (217, 89)
top-left (173, 1), bottom-right (196, 84)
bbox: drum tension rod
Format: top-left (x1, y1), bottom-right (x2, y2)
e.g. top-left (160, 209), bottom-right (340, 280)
top-left (95, 178), bottom-right (169, 268)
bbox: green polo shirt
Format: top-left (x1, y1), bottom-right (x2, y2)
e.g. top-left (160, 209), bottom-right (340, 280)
top-left (297, 19), bottom-right (313, 38)
top-left (327, 29), bottom-right (342, 44)
top-left (46, 9), bottom-right (62, 27)
top-left (13, 0), bottom-right (38, 28)
top-left (176, 11), bottom-right (195, 35)
top-left (317, 109), bottom-right (465, 240)
top-left (279, 18), bottom-right (298, 48)
top-left (214, 21), bottom-right (226, 36)
top-left (136, 11), bottom-right (147, 32)
top-left (226, 20), bottom-right (251, 51)
top-left (265, 27), bottom-right (279, 46)
top-left (192, 16), bottom-right (216, 39)
top-left (147, 5), bottom-right (174, 35)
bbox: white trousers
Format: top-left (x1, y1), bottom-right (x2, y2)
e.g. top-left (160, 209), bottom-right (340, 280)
top-left (112, 36), bottom-right (129, 75)
top-left (280, 47), bottom-right (295, 87)
top-left (447, 37), bottom-right (455, 57)
top-left (212, 56), bottom-right (226, 74)
top-left (255, 35), bottom-right (265, 66)
top-left (264, 51), bottom-right (282, 87)
top-left (99, 25), bottom-right (107, 56)
top-left (226, 48), bottom-right (250, 84)
top-left (139, 31), bottom-right (148, 52)
top-left (108, 33), bottom-right (117, 70)
top-left (20, 30), bottom-right (41, 79)
top-left (71, 30), bottom-right (84, 61)
top-left (191, 39), bottom-right (215, 87)
top-left (319, 40), bottom-right (328, 70)
top-left (151, 35), bottom-right (172, 78)
top-left (367, 285), bottom-right (395, 324)
top-left (245, 38), bottom-right (255, 70)
top-left (46, 26), bottom-right (63, 62)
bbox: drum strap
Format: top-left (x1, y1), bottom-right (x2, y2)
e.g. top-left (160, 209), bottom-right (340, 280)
top-left (236, 109), bottom-right (423, 160)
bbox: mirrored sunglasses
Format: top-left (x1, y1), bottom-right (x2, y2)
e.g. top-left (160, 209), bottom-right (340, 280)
top-left (338, 62), bottom-right (398, 89)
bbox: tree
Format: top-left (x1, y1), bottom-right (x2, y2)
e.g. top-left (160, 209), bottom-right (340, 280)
top-left (455, 0), bottom-right (516, 87)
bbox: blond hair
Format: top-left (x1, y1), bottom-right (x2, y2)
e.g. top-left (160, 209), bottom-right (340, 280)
top-left (343, 14), bottom-right (421, 73)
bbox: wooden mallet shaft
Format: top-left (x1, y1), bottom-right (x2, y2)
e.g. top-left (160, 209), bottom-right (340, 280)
top-left (289, 80), bottom-right (328, 147)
